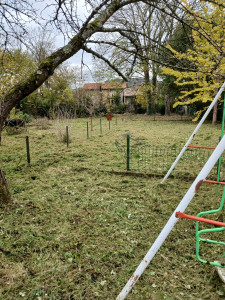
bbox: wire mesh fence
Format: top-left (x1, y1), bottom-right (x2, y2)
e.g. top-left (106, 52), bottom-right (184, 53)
top-left (115, 135), bottom-right (225, 180)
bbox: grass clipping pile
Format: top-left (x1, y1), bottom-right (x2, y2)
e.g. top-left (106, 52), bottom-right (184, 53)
top-left (0, 115), bottom-right (224, 299)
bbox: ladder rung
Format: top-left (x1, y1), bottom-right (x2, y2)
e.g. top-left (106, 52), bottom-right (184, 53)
top-left (195, 179), bottom-right (225, 193)
top-left (176, 211), bottom-right (225, 227)
top-left (187, 145), bottom-right (216, 150)
top-left (203, 179), bottom-right (225, 185)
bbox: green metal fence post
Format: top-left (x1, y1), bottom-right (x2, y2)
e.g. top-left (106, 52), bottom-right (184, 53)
top-left (66, 126), bottom-right (69, 147)
top-left (127, 134), bottom-right (130, 171)
top-left (26, 136), bottom-right (30, 164)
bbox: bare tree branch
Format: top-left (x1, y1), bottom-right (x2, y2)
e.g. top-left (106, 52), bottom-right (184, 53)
top-left (82, 44), bottom-right (128, 81)
top-left (0, 0), bottom-right (39, 49)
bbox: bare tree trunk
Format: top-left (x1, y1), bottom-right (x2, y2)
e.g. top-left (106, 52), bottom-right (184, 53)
top-left (165, 94), bottom-right (171, 116)
top-left (146, 98), bottom-right (150, 115)
top-left (144, 66), bottom-right (152, 115)
top-left (152, 66), bottom-right (158, 114)
top-left (0, 125), bottom-right (2, 145)
top-left (0, 168), bottom-right (11, 204)
top-left (212, 102), bottom-right (217, 125)
top-left (0, 117), bottom-right (5, 144)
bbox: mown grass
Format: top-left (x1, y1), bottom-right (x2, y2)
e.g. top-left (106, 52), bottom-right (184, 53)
top-left (0, 114), bottom-right (224, 300)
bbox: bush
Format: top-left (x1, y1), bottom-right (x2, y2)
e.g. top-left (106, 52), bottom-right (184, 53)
top-left (158, 103), bottom-right (165, 115)
top-left (111, 104), bottom-right (127, 114)
top-left (21, 113), bottom-right (34, 123)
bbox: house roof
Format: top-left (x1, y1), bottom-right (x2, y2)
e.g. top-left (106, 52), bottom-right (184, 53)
top-left (83, 83), bottom-right (101, 90)
top-left (83, 82), bottom-right (127, 91)
top-left (101, 82), bottom-right (127, 90)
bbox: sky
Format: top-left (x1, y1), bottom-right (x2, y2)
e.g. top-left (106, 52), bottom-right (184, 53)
top-left (53, 0), bottom-right (93, 68)
top-left (30, 0), bottom-right (93, 69)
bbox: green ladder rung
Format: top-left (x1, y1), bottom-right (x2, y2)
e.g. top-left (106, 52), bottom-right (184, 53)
top-left (195, 178), bottom-right (225, 267)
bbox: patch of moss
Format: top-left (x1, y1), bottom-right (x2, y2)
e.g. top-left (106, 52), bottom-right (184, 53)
top-left (42, 57), bottom-right (54, 66)
top-left (39, 56), bottom-right (55, 74)
top-left (71, 35), bottom-right (78, 43)
top-left (90, 18), bottom-right (101, 28)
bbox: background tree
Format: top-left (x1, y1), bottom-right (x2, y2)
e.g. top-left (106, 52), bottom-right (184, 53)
top-left (28, 28), bottom-right (56, 66)
top-left (21, 65), bottom-right (80, 117)
top-left (159, 22), bottom-right (193, 115)
top-left (0, 49), bottom-right (35, 98)
top-left (88, 1), bottom-right (178, 114)
top-left (162, 1), bottom-right (225, 124)
top-left (136, 83), bottom-right (151, 110)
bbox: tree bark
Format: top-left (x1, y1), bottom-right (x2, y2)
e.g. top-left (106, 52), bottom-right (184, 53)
top-left (0, 121), bottom-right (3, 144)
top-left (152, 65), bottom-right (158, 114)
top-left (0, 168), bottom-right (11, 204)
top-left (212, 102), bottom-right (217, 125)
top-left (165, 94), bottom-right (171, 115)
top-left (143, 64), bottom-right (152, 115)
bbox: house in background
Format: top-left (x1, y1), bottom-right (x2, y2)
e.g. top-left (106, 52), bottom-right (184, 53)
top-left (83, 81), bottom-right (126, 105)
top-left (82, 83), bottom-right (102, 96)
top-left (121, 78), bottom-right (145, 109)
top-left (101, 82), bottom-right (126, 105)
top-left (121, 87), bottom-right (136, 105)
top-left (83, 78), bottom-right (144, 109)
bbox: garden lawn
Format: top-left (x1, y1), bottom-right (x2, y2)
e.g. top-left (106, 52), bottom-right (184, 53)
top-left (0, 115), bottom-right (224, 299)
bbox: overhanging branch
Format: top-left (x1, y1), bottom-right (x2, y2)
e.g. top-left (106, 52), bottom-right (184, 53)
top-left (81, 44), bottom-right (128, 81)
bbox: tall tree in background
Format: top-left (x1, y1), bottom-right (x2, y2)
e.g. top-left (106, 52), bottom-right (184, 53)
top-left (160, 22), bottom-right (193, 115)
top-left (28, 29), bottom-right (56, 66)
top-left (88, 2), bottom-right (177, 114)
top-left (0, 49), bottom-right (35, 99)
top-left (22, 65), bottom-right (79, 117)
top-left (162, 1), bottom-right (225, 123)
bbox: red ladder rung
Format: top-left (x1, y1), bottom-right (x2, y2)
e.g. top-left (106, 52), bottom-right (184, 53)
top-left (195, 179), bottom-right (225, 192)
top-left (203, 179), bottom-right (225, 185)
top-left (187, 145), bottom-right (216, 150)
top-left (176, 211), bottom-right (225, 227)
